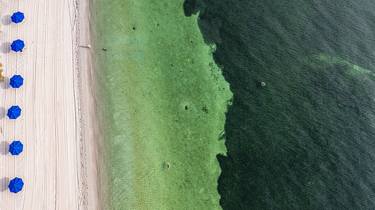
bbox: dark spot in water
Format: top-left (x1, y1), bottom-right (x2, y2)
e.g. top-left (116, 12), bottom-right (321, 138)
top-left (102, 48), bottom-right (107, 51)
top-left (163, 161), bottom-right (171, 170)
top-left (202, 105), bottom-right (208, 113)
top-left (132, 26), bottom-right (136, 30)
top-left (218, 131), bottom-right (226, 140)
top-left (184, 105), bottom-right (189, 110)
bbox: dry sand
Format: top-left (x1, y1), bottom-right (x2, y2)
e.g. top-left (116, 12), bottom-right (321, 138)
top-left (0, 0), bottom-right (102, 209)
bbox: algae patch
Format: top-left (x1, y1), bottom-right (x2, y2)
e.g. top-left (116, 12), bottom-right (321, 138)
top-left (311, 54), bottom-right (375, 77)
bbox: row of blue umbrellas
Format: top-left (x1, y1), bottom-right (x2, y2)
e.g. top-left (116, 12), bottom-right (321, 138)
top-left (10, 12), bottom-right (25, 52)
top-left (7, 11), bottom-right (25, 194)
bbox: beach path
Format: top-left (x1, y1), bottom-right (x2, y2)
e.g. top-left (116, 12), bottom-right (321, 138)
top-left (0, 0), bottom-right (99, 209)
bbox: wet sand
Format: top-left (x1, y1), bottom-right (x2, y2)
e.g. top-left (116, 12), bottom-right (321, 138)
top-left (0, 0), bottom-right (102, 209)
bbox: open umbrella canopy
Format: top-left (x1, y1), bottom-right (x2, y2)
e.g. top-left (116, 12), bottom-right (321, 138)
top-left (8, 177), bottom-right (24, 193)
top-left (11, 39), bottom-right (25, 52)
top-left (11, 11), bottom-right (24, 24)
top-left (9, 140), bottom-right (23, 156)
top-left (7, 105), bottom-right (21, 119)
top-left (9, 75), bottom-right (24, 88)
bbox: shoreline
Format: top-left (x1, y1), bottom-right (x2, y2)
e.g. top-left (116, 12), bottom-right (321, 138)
top-left (76, 0), bottom-right (105, 209)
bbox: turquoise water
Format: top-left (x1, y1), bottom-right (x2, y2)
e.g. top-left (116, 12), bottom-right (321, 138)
top-left (186, 0), bottom-right (375, 209)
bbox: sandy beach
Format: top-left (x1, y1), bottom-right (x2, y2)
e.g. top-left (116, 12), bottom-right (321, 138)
top-left (0, 0), bottom-right (101, 209)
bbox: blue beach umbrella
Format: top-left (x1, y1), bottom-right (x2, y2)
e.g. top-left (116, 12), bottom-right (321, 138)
top-left (7, 105), bottom-right (21, 119)
top-left (9, 140), bottom-right (23, 155)
top-left (11, 11), bottom-right (25, 24)
top-left (8, 177), bottom-right (24, 193)
top-left (9, 75), bottom-right (24, 88)
top-left (11, 39), bottom-right (25, 52)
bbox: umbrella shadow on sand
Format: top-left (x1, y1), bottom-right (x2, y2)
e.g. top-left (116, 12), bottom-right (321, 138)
top-left (0, 107), bottom-right (6, 119)
top-left (0, 177), bottom-right (9, 192)
top-left (1, 15), bottom-right (11, 25)
top-left (0, 42), bottom-right (11, 54)
top-left (0, 77), bottom-right (9, 89)
top-left (0, 141), bottom-right (8, 155)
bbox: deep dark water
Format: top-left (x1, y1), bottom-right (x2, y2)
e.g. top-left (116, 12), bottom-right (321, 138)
top-left (184, 0), bottom-right (375, 209)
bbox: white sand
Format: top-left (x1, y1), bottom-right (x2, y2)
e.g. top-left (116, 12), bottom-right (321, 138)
top-left (0, 0), bottom-right (102, 209)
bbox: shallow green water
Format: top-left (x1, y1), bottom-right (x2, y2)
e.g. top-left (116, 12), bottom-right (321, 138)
top-left (93, 0), bottom-right (231, 209)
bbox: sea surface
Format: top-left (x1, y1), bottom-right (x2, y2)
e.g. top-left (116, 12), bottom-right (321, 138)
top-left (186, 0), bottom-right (375, 209)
